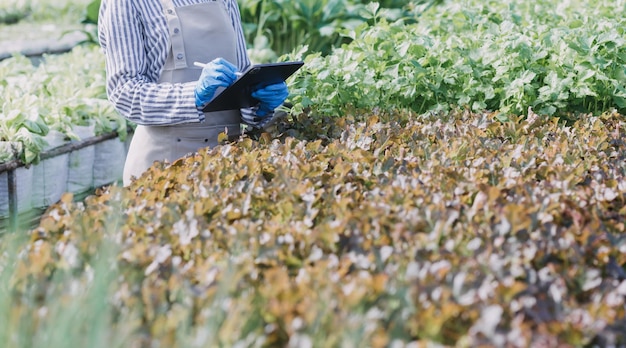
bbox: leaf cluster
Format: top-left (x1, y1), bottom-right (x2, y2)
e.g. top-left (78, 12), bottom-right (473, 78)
top-left (5, 109), bottom-right (626, 346)
top-left (285, 0), bottom-right (626, 119)
top-left (0, 46), bottom-right (127, 164)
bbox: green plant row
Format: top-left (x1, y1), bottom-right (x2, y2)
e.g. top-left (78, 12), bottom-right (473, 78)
top-left (0, 0), bottom-right (91, 25)
top-left (285, 0), bottom-right (626, 118)
top-left (0, 46), bottom-right (127, 165)
top-left (4, 109), bottom-right (625, 346)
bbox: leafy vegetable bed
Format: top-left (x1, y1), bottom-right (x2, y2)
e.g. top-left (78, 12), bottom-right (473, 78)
top-left (0, 46), bottom-right (129, 218)
top-left (4, 110), bottom-right (625, 347)
top-left (288, 0), bottom-right (626, 118)
top-left (0, 46), bottom-right (126, 165)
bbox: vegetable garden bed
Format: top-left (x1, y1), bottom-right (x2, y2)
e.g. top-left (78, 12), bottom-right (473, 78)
top-left (0, 45), bottom-right (131, 230)
top-left (3, 109), bottom-right (626, 347)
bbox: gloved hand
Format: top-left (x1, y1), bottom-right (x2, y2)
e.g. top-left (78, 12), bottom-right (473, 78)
top-left (194, 58), bottom-right (238, 108)
top-left (251, 82), bottom-right (289, 117)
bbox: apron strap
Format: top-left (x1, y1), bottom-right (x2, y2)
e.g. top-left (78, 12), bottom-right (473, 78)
top-left (160, 0), bottom-right (188, 69)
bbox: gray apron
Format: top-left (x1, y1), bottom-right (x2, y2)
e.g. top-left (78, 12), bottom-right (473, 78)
top-left (123, 0), bottom-right (240, 186)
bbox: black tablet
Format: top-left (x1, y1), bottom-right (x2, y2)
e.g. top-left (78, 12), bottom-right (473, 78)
top-left (202, 61), bottom-right (304, 113)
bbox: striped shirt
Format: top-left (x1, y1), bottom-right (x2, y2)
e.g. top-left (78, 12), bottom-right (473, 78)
top-left (98, 0), bottom-right (252, 125)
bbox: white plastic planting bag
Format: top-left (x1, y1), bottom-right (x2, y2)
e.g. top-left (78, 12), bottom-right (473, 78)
top-left (93, 136), bottom-right (126, 187)
top-left (66, 124), bottom-right (95, 194)
top-left (32, 130), bottom-right (69, 208)
top-left (0, 167), bottom-right (34, 218)
top-left (0, 142), bottom-right (34, 218)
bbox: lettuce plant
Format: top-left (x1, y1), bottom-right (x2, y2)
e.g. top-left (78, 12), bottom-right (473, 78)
top-left (0, 98), bottom-right (49, 164)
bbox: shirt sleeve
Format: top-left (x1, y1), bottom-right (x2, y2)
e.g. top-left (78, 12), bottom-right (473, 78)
top-left (98, 0), bottom-right (204, 126)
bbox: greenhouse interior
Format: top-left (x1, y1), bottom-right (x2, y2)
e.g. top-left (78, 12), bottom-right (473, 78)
top-left (1, 0), bottom-right (625, 346)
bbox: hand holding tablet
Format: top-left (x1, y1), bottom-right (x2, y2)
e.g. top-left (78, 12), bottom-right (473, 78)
top-left (193, 61), bottom-right (304, 112)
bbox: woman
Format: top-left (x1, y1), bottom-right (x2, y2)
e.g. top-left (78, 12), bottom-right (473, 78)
top-left (98, 0), bottom-right (288, 186)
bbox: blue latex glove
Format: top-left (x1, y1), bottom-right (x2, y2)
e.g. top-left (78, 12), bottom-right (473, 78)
top-left (194, 58), bottom-right (238, 108)
top-left (251, 82), bottom-right (289, 117)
